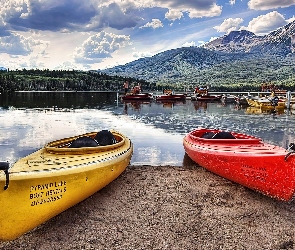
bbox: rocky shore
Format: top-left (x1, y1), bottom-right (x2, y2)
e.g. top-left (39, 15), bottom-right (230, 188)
top-left (1, 163), bottom-right (295, 250)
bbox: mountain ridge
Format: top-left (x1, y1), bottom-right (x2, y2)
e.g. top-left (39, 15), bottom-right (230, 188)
top-left (99, 21), bottom-right (295, 86)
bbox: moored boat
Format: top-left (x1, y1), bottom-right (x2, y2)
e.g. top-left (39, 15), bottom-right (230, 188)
top-left (245, 106), bottom-right (285, 115)
top-left (121, 93), bottom-right (153, 101)
top-left (234, 94), bottom-right (249, 105)
top-left (0, 130), bottom-right (133, 241)
top-left (155, 93), bottom-right (186, 101)
top-left (183, 127), bottom-right (295, 201)
top-left (221, 94), bottom-right (236, 103)
top-left (246, 95), bottom-right (285, 110)
top-left (193, 94), bottom-right (222, 101)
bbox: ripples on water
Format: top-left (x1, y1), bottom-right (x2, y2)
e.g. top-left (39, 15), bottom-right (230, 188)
top-left (0, 92), bottom-right (295, 166)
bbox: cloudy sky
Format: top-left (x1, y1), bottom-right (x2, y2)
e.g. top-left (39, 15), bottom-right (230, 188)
top-left (0, 0), bottom-right (294, 71)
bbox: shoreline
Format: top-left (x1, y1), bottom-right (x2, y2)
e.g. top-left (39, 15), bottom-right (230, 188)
top-left (1, 165), bottom-right (295, 249)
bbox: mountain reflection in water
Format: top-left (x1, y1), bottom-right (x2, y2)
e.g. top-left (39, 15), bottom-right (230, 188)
top-left (0, 91), bottom-right (295, 167)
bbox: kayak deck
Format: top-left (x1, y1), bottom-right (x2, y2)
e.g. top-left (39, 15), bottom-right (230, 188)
top-left (183, 128), bottom-right (295, 201)
top-left (9, 131), bottom-right (129, 174)
top-left (0, 130), bottom-right (133, 241)
top-left (187, 128), bottom-right (287, 155)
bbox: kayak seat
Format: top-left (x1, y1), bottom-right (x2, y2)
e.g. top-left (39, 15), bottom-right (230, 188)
top-left (212, 131), bottom-right (236, 139)
top-left (69, 136), bottom-right (98, 148)
top-left (201, 132), bottom-right (215, 139)
top-left (94, 130), bottom-right (117, 146)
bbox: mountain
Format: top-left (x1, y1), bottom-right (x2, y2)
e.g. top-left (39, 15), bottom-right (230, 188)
top-left (203, 20), bottom-right (295, 54)
top-left (100, 21), bottom-right (295, 87)
top-left (100, 47), bottom-right (250, 83)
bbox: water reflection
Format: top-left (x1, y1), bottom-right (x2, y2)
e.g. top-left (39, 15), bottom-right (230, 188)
top-left (123, 100), bottom-right (152, 114)
top-left (0, 91), bottom-right (118, 109)
top-left (1, 92), bottom-right (295, 167)
top-left (155, 100), bottom-right (186, 109)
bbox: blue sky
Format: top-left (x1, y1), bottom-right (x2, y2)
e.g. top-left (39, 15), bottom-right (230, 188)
top-left (0, 0), bottom-right (294, 70)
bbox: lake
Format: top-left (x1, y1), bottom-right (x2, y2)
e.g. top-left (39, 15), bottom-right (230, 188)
top-left (1, 91), bottom-right (295, 167)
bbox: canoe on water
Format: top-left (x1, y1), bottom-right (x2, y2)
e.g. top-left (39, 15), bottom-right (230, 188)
top-left (155, 94), bottom-right (186, 101)
top-left (183, 128), bottom-right (295, 201)
top-left (121, 93), bottom-right (153, 101)
top-left (0, 130), bottom-right (133, 241)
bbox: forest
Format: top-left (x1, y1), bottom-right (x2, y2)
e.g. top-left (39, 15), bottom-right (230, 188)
top-left (0, 69), bottom-right (155, 93)
top-left (0, 68), bottom-right (293, 93)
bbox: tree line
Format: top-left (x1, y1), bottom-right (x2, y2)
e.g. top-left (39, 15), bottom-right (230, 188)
top-left (0, 69), bottom-right (156, 92)
top-left (0, 68), bottom-right (293, 93)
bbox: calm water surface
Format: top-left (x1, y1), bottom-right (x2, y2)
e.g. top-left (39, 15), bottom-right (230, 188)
top-left (1, 92), bottom-right (295, 166)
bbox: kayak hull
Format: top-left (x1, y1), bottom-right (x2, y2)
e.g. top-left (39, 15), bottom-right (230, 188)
top-left (183, 128), bottom-right (295, 201)
top-left (0, 130), bottom-right (133, 241)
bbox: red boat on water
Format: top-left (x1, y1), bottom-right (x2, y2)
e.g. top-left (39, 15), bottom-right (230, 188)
top-left (155, 93), bottom-right (186, 101)
top-left (192, 94), bottom-right (222, 101)
top-left (183, 127), bottom-right (295, 201)
top-left (121, 93), bottom-right (153, 101)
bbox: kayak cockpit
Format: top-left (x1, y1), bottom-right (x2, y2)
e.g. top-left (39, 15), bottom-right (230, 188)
top-left (45, 130), bottom-right (125, 154)
top-left (189, 128), bottom-right (262, 144)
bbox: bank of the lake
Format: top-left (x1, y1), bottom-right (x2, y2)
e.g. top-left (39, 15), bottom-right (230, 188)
top-left (1, 165), bottom-right (294, 250)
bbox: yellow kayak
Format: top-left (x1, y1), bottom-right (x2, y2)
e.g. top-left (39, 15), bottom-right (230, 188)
top-left (0, 130), bottom-right (133, 241)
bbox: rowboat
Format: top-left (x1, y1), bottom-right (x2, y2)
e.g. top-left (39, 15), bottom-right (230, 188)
top-left (191, 94), bottom-right (221, 101)
top-left (121, 93), bottom-right (153, 101)
top-left (183, 128), bottom-right (295, 201)
top-left (155, 93), bottom-right (186, 101)
top-left (221, 94), bottom-right (236, 103)
top-left (0, 130), bottom-right (133, 241)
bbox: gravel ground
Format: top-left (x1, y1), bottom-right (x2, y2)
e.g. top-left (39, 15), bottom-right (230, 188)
top-left (1, 160), bottom-right (295, 250)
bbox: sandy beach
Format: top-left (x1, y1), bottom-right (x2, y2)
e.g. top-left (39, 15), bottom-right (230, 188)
top-left (1, 161), bottom-right (295, 250)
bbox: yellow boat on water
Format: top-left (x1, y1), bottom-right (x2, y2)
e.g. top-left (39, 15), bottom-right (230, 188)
top-left (245, 106), bottom-right (285, 115)
top-left (0, 130), bottom-right (133, 241)
top-left (246, 96), bottom-right (285, 110)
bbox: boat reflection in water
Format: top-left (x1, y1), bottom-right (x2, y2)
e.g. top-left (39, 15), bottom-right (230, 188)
top-left (192, 100), bottom-right (208, 111)
top-left (156, 100), bottom-right (186, 109)
top-left (122, 100), bottom-right (152, 113)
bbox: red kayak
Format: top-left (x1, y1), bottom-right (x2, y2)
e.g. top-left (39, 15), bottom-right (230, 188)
top-left (183, 128), bottom-right (295, 201)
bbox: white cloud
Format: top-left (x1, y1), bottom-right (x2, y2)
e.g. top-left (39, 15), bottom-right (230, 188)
top-left (196, 40), bottom-right (206, 46)
top-left (140, 19), bottom-right (164, 29)
top-left (229, 0), bottom-right (236, 5)
top-left (182, 41), bottom-right (196, 47)
top-left (54, 61), bottom-right (84, 70)
top-left (132, 51), bottom-right (153, 58)
top-left (2, 54), bottom-right (46, 70)
top-left (187, 4), bottom-right (222, 18)
top-left (130, 0), bottom-right (222, 19)
top-left (209, 37), bottom-right (219, 42)
top-left (165, 10), bottom-right (183, 21)
top-left (248, 0), bottom-right (295, 10)
top-left (214, 18), bottom-right (244, 33)
top-left (0, 32), bottom-right (48, 56)
top-left (245, 11), bottom-right (288, 35)
top-left (74, 31), bottom-right (132, 63)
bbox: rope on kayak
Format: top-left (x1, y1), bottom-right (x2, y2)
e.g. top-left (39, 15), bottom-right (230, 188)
top-left (284, 143), bottom-right (295, 161)
top-left (0, 161), bottom-right (10, 190)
